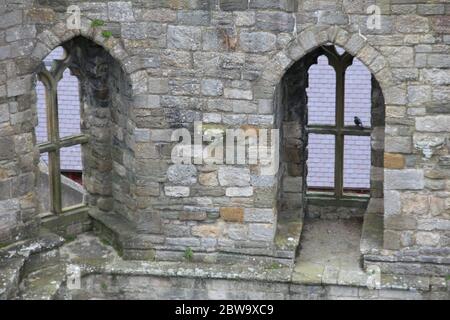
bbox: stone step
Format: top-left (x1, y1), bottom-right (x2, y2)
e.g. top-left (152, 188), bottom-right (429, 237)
top-left (89, 210), bottom-right (163, 260)
top-left (18, 264), bottom-right (66, 300)
top-left (0, 232), bottom-right (65, 299)
top-left (0, 257), bottom-right (25, 299)
top-left (360, 212), bottom-right (384, 256)
top-left (273, 213), bottom-right (304, 261)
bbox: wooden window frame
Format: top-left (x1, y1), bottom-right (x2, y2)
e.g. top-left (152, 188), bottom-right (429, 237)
top-left (306, 46), bottom-right (371, 200)
top-left (37, 51), bottom-right (89, 215)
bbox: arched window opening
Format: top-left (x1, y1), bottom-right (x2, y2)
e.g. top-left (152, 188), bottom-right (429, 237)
top-left (35, 37), bottom-right (135, 239)
top-left (276, 45), bottom-right (385, 219)
top-left (36, 46), bottom-right (87, 215)
top-left (306, 46), bottom-right (372, 200)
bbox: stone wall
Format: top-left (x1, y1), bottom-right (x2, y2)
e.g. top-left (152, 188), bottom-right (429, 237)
top-left (0, 0), bottom-right (449, 275)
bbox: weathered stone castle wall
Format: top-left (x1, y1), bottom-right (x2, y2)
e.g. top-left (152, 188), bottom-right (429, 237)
top-left (0, 0), bottom-right (449, 275)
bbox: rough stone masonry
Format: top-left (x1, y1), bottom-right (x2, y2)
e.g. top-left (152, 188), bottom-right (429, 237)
top-left (0, 0), bottom-right (449, 285)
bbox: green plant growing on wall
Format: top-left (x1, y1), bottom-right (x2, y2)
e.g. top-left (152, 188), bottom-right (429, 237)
top-left (101, 30), bottom-right (113, 39)
top-left (91, 19), bottom-right (105, 28)
top-left (184, 247), bottom-right (194, 262)
top-left (64, 235), bottom-right (77, 243)
top-left (90, 19), bottom-right (113, 39)
top-left (266, 262), bottom-right (282, 270)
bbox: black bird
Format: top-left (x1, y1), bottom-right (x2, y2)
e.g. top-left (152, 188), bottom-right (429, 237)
top-left (354, 116), bottom-right (363, 129)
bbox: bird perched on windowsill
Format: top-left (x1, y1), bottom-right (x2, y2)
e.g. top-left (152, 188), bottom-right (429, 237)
top-left (354, 116), bottom-right (364, 129)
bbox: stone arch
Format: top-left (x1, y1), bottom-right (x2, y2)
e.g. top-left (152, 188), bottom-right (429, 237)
top-left (28, 17), bottom-right (147, 101)
top-left (255, 25), bottom-right (393, 104)
top-left (31, 18), bottom-right (130, 76)
top-left (30, 29), bottom-right (144, 235)
top-left (266, 26), bottom-right (388, 253)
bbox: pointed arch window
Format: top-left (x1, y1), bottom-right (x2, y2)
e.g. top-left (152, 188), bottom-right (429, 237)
top-left (37, 48), bottom-right (88, 215)
top-left (307, 46), bottom-right (371, 200)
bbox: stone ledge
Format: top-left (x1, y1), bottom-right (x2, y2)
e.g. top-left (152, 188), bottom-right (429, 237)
top-left (90, 210), bottom-right (300, 265)
top-left (360, 212), bottom-right (384, 255)
top-left (3, 233), bottom-right (448, 299)
top-left (0, 232), bottom-right (64, 299)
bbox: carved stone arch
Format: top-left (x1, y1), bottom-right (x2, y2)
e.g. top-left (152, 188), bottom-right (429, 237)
top-left (268, 26), bottom-right (388, 251)
top-left (255, 25), bottom-right (394, 104)
top-left (31, 17), bottom-right (130, 76)
top-left (31, 27), bottom-right (150, 236)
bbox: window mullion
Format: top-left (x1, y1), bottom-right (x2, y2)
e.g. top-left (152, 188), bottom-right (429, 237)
top-left (335, 64), bottom-right (345, 200)
top-left (48, 149), bottom-right (62, 214)
top-left (47, 82), bottom-right (63, 214)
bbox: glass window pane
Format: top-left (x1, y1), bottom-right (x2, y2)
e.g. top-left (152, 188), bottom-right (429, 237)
top-left (61, 145), bottom-right (84, 209)
top-left (36, 80), bottom-right (48, 143)
top-left (344, 58), bottom-right (371, 128)
top-left (307, 56), bottom-right (336, 126)
top-left (57, 68), bottom-right (81, 138)
top-left (37, 153), bottom-right (50, 213)
top-left (343, 136), bottom-right (371, 191)
top-left (44, 46), bottom-right (65, 71)
top-left (307, 134), bottom-right (335, 190)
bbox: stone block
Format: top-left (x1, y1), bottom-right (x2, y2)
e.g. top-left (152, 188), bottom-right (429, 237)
top-left (250, 0), bottom-right (298, 12)
top-left (395, 15), bottom-right (430, 33)
top-left (408, 85), bottom-right (431, 106)
top-left (283, 176), bottom-right (302, 193)
top-left (255, 12), bottom-right (295, 32)
top-left (421, 69), bottom-right (450, 85)
top-left (108, 1), bottom-right (135, 22)
top-left (385, 190), bottom-right (400, 216)
top-left (0, 136), bottom-right (14, 160)
top-left (317, 11), bottom-right (348, 25)
top-left (248, 223), bottom-right (274, 242)
top-left (418, 4), bottom-right (445, 15)
top-left (416, 232), bottom-right (440, 247)
top-left (7, 76), bottom-right (32, 97)
top-left (201, 79), bottom-right (224, 97)
top-left (244, 208), bottom-right (274, 223)
top-left (239, 31), bottom-right (276, 53)
top-left (167, 25), bottom-right (202, 50)
top-left (0, 11), bottom-right (22, 29)
top-left (385, 136), bottom-right (412, 154)
top-left (427, 54), bottom-right (450, 68)
top-left (226, 187), bottom-right (253, 197)
top-left (192, 224), bottom-right (222, 237)
top-left (219, 0), bottom-right (248, 11)
top-left (385, 169), bottom-right (424, 190)
top-left (385, 215), bottom-right (417, 231)
top-left (218, 167), bottom-right (250, 186)
top-left (224, 88), bottom-right (253, 100)
top-left (121, 22), bottom-right (165, 39)
top-left (179, 211), bottom-right (207, 221)
top-left (150, 129), bottom-right (172, 142)
top-left (234, 11), bottom-right (255, 27)
top-left (226, 223), bottom-right (247, 240)
top-left (5, 25), bottom-right (36, 43)
top-left (166, 237), bottom-right (200, 247)
top-left (384, 153), bottom-right (405, 169)
top-left (380, 46), bottom-right (414, 68)
top-left (0, 179), bottom-right (11, 201)
top-left (416, 115), bottom-right (450, 133)
top-left (134, 128), bottom-right (150, 142)
top-left (220, 207), bottom-right (244, 223)
top-left (401, 193), bottom-right (429, 216)
top-left (167, 164), bottom-right (197, 185)
top-left (164, 186), bottom-right (190, 197)
top-left (384, 230), bottom-right (401, 250)
top-left (199, 171), bottom-right (219, 186)
top-left (147, 77), bottom-right (169, 94)
top-left (177, 10), bottom-right (210, 26)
